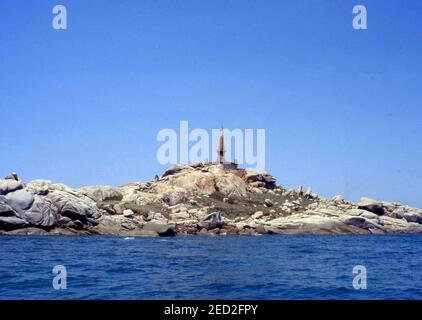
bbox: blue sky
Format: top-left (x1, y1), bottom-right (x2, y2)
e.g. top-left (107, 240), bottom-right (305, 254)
top-left (1, 0), bottom-right (421, 207)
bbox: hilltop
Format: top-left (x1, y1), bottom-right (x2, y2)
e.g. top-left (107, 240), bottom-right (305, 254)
top-left (1, 164), bottom-right (422, 236)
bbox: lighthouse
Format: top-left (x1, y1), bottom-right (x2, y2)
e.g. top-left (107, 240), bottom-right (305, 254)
top-left (218, 127), bottom-right (225, 165)
top-left (216, 127), bottom-right (238, 170)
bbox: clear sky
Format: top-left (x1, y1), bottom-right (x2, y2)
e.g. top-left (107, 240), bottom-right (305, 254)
top-left (1, 0), bottom-right (421, 207)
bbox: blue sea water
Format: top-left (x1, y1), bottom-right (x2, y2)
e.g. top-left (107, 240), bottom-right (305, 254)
top-left (0, 234), bottom-right (421, 300)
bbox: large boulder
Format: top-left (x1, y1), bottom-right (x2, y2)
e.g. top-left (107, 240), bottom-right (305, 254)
top-left (0, 179), bottom-right (24, 195)
top-left (244, 170), bottom-right (276, 189)
top-left (4, 189), bottom-right (34, 213)
top-left (215, 175), bottom-right (247, 197)
top-left (403, 212), bottom-right (422, 224)
top-left (0, 215), bottom-right (28, 230)
top-left (198, 211), bottom-right (223, 230)
top-left (358, 197), bottom-right (385, 216)
top-left (47, 191), bottom-right (102, 226)
top-left (332, 195), bottom-right (345, 203)
top-left (0, 198), bottom-right (15, 215)
top-left (26, 180), bottom-right (52, 196)
top-left (0, 197), bottom-right (27, 230)
top-left (23, 196), bottom-right (58, 227)
top-left (340, 216), bottom-right (384, 231)
top-left (344, 209), bottom-right (382, 224)
top-left (4, 172), bottom-right (19, 180)
top-left (142, 222), bottom-right (175, 236)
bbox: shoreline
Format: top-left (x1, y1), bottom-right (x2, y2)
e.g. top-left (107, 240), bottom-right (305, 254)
top-left (2, 164), bottom-right (422, 237)
top-left (2, 232), bottom-right (422, 237)
top-left (2, 227), bottom-right (422, 237)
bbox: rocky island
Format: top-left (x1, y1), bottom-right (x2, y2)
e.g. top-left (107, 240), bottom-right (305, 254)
top-left (1, 164), bottom-right (422, 237)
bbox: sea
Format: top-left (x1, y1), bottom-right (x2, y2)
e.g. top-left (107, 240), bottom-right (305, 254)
top-left (0, 234), bottom-right (421, 300)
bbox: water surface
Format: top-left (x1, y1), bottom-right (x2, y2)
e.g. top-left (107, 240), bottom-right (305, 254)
top-left (0, 235), bottom-right (421, 299)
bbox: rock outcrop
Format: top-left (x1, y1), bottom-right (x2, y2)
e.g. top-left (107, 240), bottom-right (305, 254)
top-left (0, 173), bottom-right (102, 233)
top-left (1, 164), bottom-right (422, 236)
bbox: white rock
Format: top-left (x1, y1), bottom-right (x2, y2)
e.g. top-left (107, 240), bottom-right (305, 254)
top-left (332, 195), bottom-right (344, 202)
top-left (123, 209), bottom-right (134, 217)
top-left (252, 211), bottom-right (264, 219)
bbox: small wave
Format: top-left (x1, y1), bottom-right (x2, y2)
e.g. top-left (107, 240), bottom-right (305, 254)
top-left (124, 237), bottom-right (135, 240)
